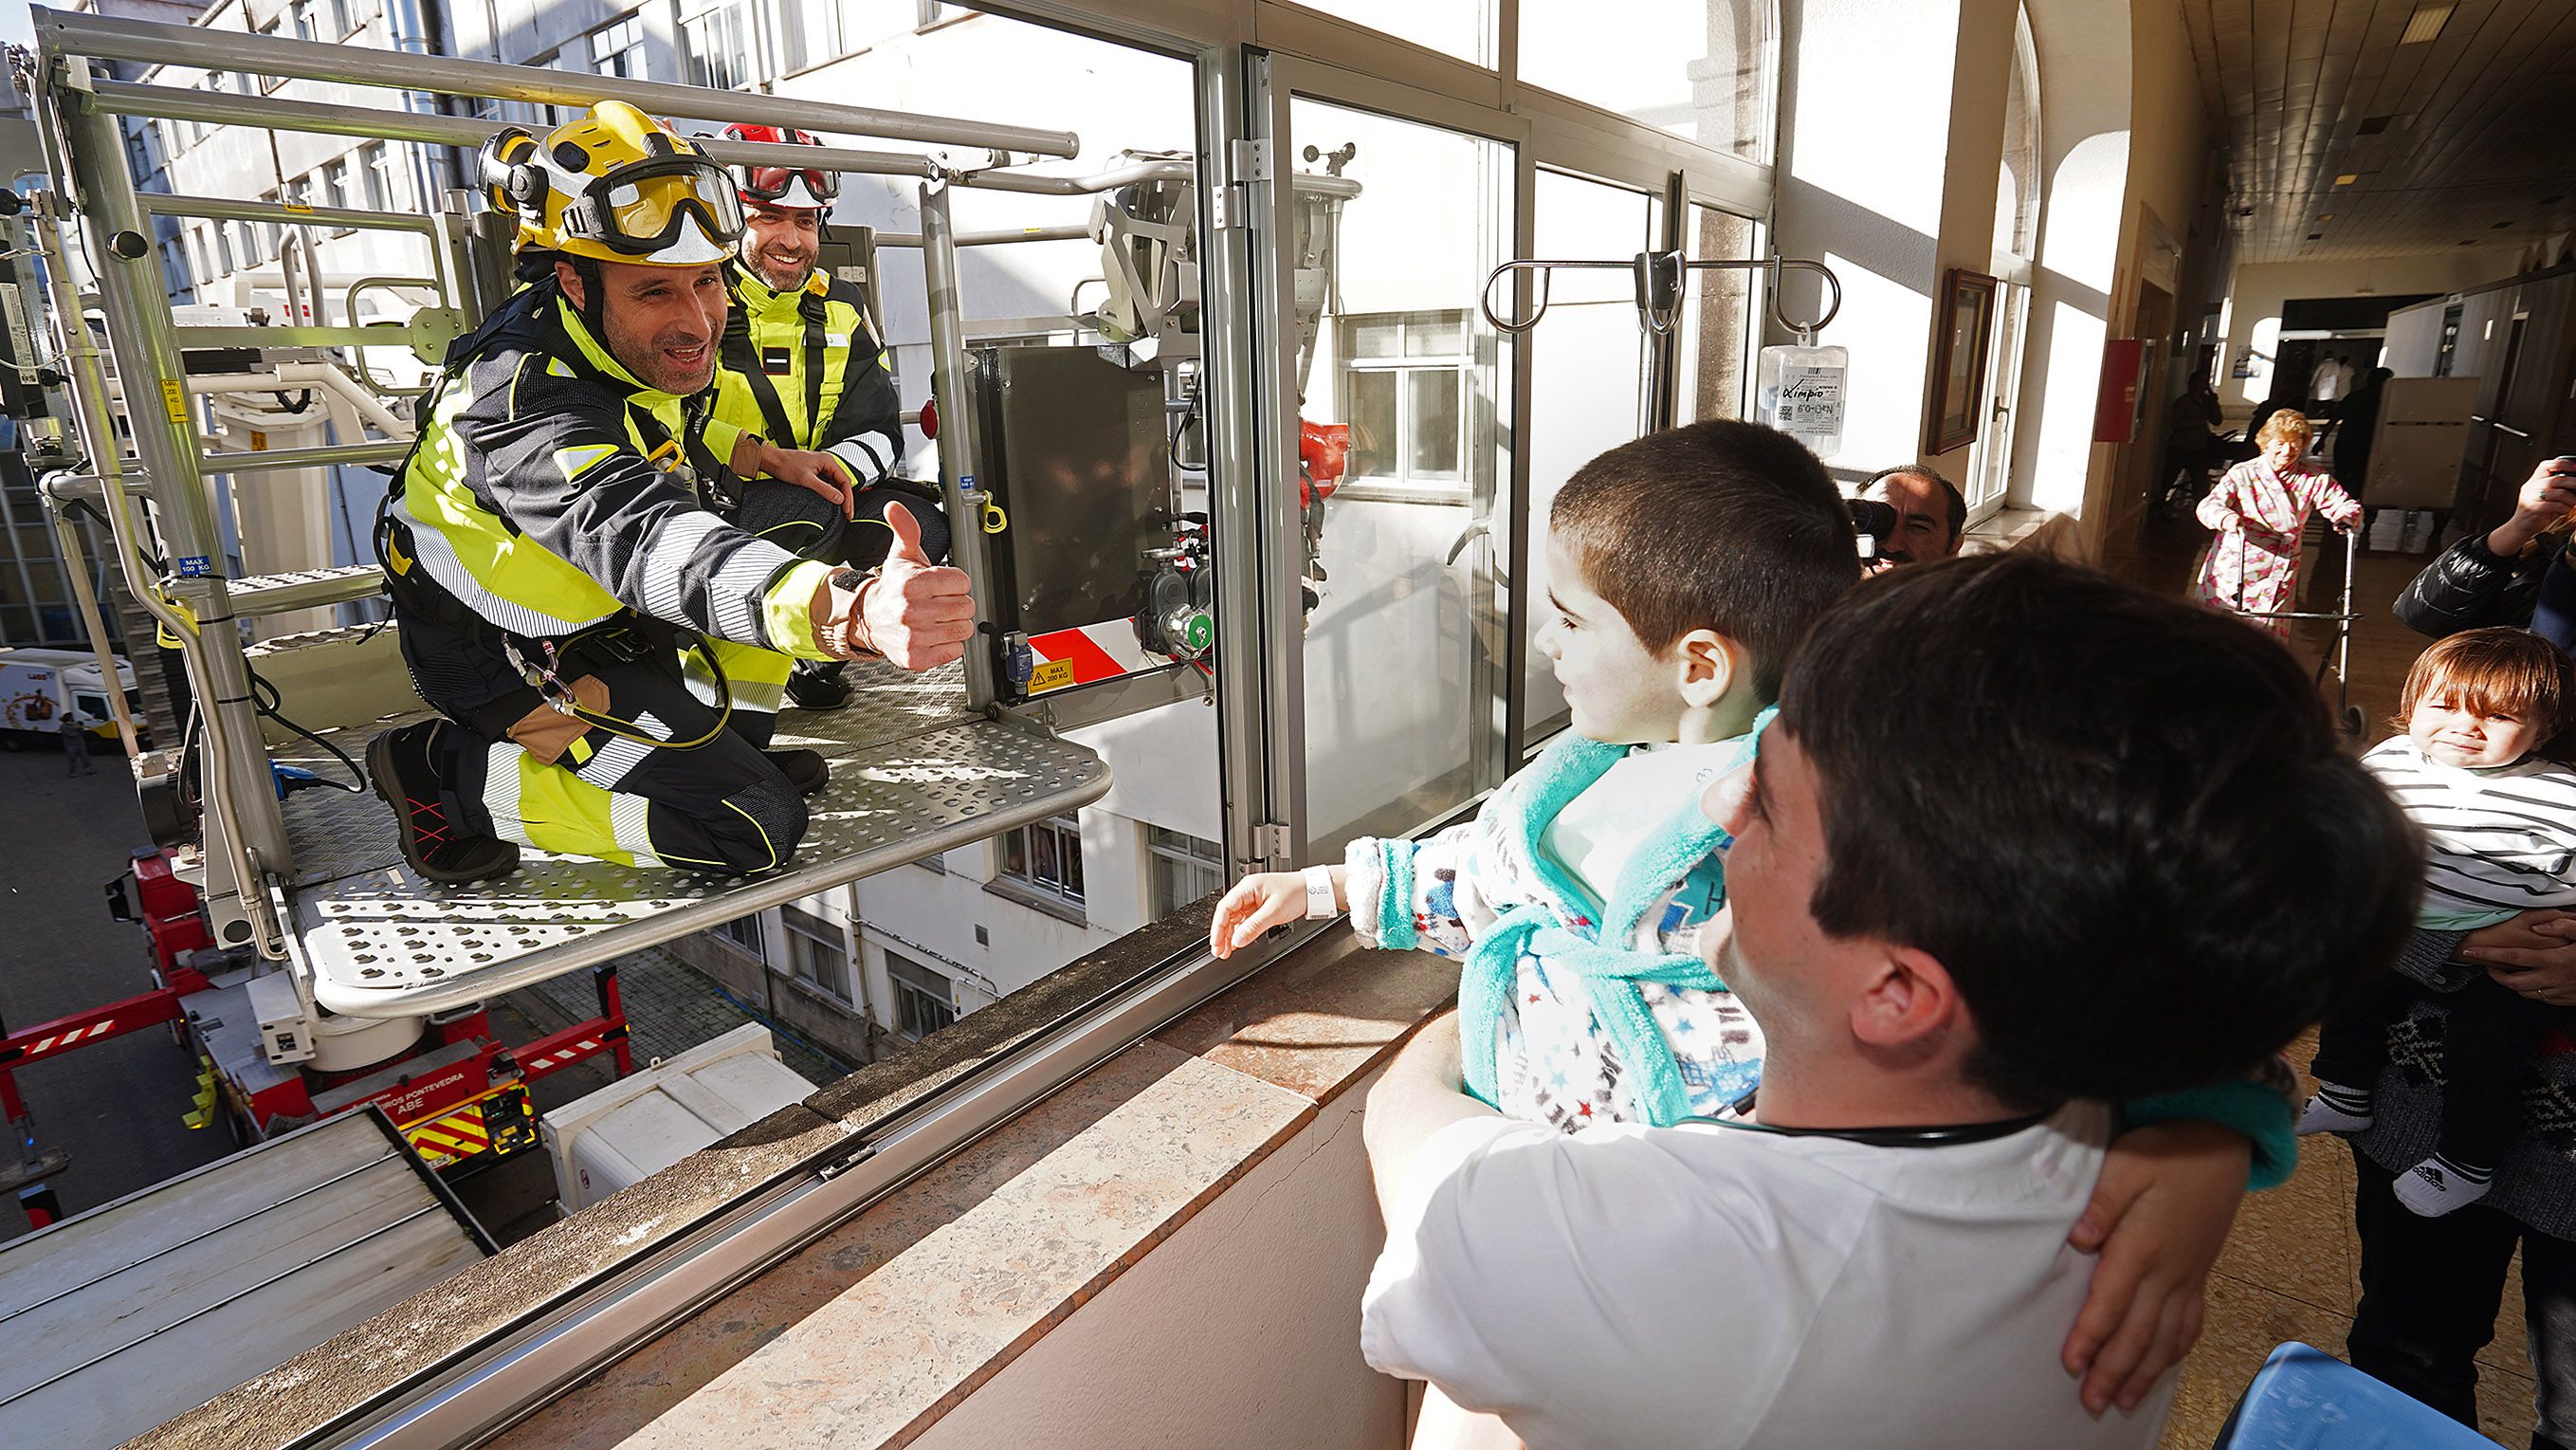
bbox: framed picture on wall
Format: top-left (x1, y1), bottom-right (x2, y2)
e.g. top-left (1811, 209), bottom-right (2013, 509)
top-left (1927, 268), bottom-right (2000, 455)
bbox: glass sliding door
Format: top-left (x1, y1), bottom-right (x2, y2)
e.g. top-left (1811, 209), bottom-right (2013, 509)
top-left (1519, 169), bottom-right (1658, 746)
top-left (1278, 85), bottom-right (1517, 856)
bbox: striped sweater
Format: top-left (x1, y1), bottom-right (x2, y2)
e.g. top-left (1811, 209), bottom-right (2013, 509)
top-left (2363, 736), bottom-right (2576, 920)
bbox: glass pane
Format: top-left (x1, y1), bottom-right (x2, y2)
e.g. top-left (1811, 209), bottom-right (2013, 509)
top-left (1296, 0), bottom-right (1498, 67)
top-left (1293, 97), bottom-right (1513, 853)
top-left (1994, 12), bottom-right (2038, 260)
top-left (1347, 369), bottom-right (1398, 479)
top-left (1407, 313), bottom-right (1465, 357)
top-left (1518, 1), bottom-right (1776, 163)
top-left (1678, 204), bottom-right (1758, 424)
top-left (1521, 170), bottom-right (1657, 743)
top-left (1349, 318), bottom-right (1401, 358)
top-left (1408, 370), bottom-right (1464, 478)
top-left (1965, 284), bottom-right (2029, 511)
top-left (1058, 826), bottom-right (1087, 900)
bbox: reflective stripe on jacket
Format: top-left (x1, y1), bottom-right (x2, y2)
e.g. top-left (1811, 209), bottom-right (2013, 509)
top-left (707, 261), bottom-right (903, 487)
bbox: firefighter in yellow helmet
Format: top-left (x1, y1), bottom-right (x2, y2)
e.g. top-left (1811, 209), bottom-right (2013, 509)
top-left (369, 101), bottom-right (972, 884)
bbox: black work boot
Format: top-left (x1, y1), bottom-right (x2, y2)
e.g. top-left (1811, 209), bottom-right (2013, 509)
top-left (367, 721), bottom-right (521, 885)
top-left (765, 747), bottom-right (831, 796)
top-left (785, 659), bottom-right (852, 710)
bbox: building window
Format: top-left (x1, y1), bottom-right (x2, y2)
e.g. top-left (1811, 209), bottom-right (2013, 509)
top-left (999, 815), bottom-right (1086, 909)
top-left (1340, 310), bottom-right (1471, 497)
top-left (681, 1), bottom-right (765, 92)
top-left (886, 949), bottom-right (957, 1040)
top-left (318, 158), bottom-right (353, 212)
top-left (1147, 826), bottom-right (1223, 919)
top-left (328, 0), bottom-right (379, 38)
top-left (357, 141), bottom-right (396, 212)
top-left (712, 910), bottom-right (766, 961)
top-left (591, 15), bottom-right (649, 78)
top-left (782, 902), bottom-right (851, 1002)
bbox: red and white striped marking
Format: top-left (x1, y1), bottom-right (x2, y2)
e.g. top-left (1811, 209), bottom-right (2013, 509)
top-left (1027, 623), bottom-right (1160, 695)
top-left (24, 1020), bottom-right (117, 1059)
top-left (527, 1038), bottom-right (602, 1071)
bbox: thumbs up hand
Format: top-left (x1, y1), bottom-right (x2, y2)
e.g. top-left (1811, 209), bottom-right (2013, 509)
top-left (838, 500), bottom-right (974, 670)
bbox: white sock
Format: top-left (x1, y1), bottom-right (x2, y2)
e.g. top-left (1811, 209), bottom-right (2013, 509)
top-left (2296, 1081), bottom-right (2374, 1135)
top-left (2392, 1153), bottom-right (2494, 1217)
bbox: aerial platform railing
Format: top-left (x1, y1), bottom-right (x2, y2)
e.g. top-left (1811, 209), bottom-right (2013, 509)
top-left (13, 5), bottom-right (1276, 1006)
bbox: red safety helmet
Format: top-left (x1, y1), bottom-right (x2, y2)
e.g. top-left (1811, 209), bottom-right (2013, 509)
top-left (720, 123), bottom-right (837, 211)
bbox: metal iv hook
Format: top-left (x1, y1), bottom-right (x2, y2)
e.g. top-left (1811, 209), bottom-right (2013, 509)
top-left (1479, 251), bottom-right (1845, 339)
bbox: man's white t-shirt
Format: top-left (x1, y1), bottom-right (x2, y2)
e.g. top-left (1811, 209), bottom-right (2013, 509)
top-left (1361, 1101), bottom-right (2172, 1450)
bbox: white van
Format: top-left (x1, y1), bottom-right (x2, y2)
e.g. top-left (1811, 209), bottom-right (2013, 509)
top-left (0, 647), bottom-right (148, 748)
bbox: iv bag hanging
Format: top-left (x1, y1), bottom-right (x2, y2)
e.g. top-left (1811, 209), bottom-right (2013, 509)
top-left (1757, 341), bottom-right (1849, 460)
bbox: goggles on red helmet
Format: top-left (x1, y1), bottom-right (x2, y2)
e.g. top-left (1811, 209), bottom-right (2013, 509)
top-left (739, 164), bottom-right (838, 208)
top-left (721, 124), bottom-right (837, 209)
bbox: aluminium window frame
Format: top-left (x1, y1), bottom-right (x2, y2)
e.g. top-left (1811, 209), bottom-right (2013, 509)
top-left (113, 5), bottom-right (1789, 1441)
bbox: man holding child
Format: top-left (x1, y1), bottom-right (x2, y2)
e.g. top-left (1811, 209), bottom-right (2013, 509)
top-left (1209, 421), bottom-right (2420, 1448)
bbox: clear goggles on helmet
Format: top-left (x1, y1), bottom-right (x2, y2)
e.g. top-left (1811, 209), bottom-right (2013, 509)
top-left (738, 163), bottom-right (839, 207)
top-left (565, 156), bottom-right (746, 256)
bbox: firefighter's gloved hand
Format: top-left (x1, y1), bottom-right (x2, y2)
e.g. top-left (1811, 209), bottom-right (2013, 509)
top-left (846, 502), bottom-right (973, 670)
top-left (755, 441), bottom-right (858, 519)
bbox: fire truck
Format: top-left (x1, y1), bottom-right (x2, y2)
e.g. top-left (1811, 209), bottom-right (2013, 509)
top-left (0, 847), bottom-right (630, 1227)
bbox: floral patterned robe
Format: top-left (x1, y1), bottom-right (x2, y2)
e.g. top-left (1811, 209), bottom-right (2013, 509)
top-left (2194, 460), bottom-right (2362, 635)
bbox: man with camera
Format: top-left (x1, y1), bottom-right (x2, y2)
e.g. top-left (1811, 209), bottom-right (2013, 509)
top-left (1851, 464), bottom-right (1967, 570)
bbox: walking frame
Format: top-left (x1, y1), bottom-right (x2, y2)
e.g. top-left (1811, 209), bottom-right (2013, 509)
top-left (2229, 523), bottom-right (2366, 739)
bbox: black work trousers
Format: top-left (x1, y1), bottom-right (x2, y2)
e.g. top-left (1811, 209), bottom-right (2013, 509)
top-left (2349, 1154), bottom-right (2576, 1446)
top-left (422, 641), bottom-right (805, 878)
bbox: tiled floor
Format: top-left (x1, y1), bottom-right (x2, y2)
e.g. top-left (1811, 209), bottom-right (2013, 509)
top-left (2107, 504), bottom-right (2537, 1449)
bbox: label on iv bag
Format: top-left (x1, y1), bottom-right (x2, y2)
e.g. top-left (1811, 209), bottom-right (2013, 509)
top-left (1756, 343), bottom-right (1848, 460)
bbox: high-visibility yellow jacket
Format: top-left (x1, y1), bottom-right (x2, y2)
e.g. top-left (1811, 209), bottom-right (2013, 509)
top-left (705, 261), bottom-right (903, 491)
top-left (385, 283), bottom-right (834, 662)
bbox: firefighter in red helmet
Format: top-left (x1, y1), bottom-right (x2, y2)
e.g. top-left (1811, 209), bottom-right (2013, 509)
top-left (706, 123), bottom-right (933, 713)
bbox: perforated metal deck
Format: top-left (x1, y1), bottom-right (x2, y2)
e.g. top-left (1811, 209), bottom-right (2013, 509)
top-left (274, 662), bottom-right (1109, 1018)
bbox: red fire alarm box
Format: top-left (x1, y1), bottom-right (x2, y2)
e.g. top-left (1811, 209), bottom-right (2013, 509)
top-left (2093, 340), bottom-right (2144, 444)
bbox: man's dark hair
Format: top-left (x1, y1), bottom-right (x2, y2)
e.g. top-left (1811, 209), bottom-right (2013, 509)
top-left (1551, 420), bottom-right (1858, 701)
top-left (1779, 554), bottom-right (2421, 1108)
top-left (1860, 464), bottom-right (1967, 550)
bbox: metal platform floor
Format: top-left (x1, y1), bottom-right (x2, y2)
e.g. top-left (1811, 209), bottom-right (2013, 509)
top-left (273, 662), bottom-right (1109, 1019)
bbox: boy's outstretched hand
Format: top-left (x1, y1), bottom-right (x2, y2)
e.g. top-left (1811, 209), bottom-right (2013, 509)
top-left (1210, 871), bottom-right (1335, 958)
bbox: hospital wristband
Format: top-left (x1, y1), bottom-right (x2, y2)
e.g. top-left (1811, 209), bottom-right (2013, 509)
top-left (1302, 865), bottom-right (1340, 919)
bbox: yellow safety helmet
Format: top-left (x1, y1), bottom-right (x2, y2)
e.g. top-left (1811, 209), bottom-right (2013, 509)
top-left (476, 101), bottom-right (741, 266)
